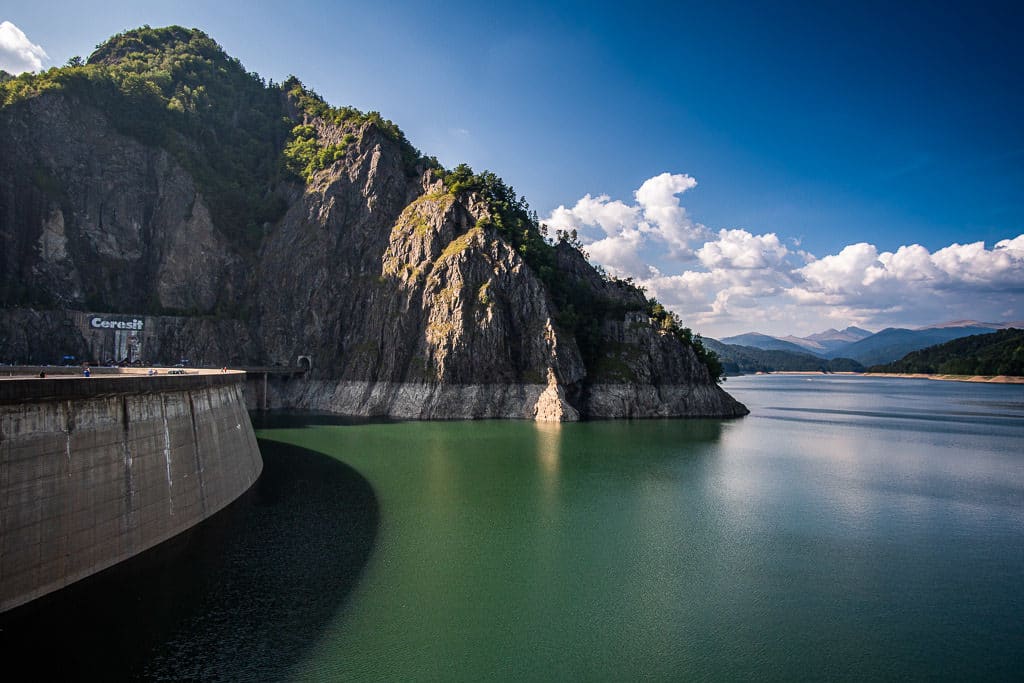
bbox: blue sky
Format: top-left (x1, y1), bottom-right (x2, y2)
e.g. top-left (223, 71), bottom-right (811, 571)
top-left (3, 1), bottom-right (1022, 336)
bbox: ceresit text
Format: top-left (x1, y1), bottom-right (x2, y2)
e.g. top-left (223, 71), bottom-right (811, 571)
top-left (90, 317), bottom-right (144, 330)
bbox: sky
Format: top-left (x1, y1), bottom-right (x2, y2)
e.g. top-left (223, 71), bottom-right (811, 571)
top-left (3, 1), bottom-right (1023, 337)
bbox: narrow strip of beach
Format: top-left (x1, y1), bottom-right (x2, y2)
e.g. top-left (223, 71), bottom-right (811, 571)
top-left (860, 372), bottom-right (1024, 384)
top-left (754, 371), bottom-right (1024, 384)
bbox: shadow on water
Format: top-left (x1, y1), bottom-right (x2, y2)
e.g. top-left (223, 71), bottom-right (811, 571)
top-left (250, 410), bottom-right (403, 430)
top-left (0, 439), bottom-right (379, 681)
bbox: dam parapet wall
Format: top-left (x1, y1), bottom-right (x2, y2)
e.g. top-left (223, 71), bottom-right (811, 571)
top-left (0, 371), bottom-right (262, 613)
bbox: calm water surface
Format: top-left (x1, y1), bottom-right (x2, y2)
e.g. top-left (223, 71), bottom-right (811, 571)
top-left (3, 375), bottom-right (1022, 680)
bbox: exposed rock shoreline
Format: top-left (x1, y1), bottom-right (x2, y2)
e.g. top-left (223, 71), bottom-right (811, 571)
top-left (260, 378), bottom-right (748, 421)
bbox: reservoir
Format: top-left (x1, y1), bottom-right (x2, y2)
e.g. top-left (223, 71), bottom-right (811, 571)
top-left (2, 375), bottom-right (1022, 679)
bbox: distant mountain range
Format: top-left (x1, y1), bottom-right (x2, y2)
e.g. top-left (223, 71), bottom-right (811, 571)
top-left (703, 338), bottom-right (865, 375)
top-left (722, 326), bottom-right (872, 356)
top-left (868, 329), bottom-right (1024, 376)
top-left (718, 333), bottom-right (815, 355)
top-left (787, 326), bottom-right (873, 354)
top-left (715, 321), bottom-right (1020, 367)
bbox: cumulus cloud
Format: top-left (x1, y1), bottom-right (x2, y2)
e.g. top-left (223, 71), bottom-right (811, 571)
top-left (778, 236), bottom-right (1024, 334)
top-left (0, 21), bottom-right (47, 74)
top-left (634, 172), bottom-right (706, 248)
top-left (545, 172), bottom-right (1024, 336)
top-left (586, 229), bottom-right (651, 275)
top-left (793, 237), bottom-right (1024, 305)
top-left (547, 193), bottom-right (640, 236)
top-left (641, 239), bottom-right (800, 333)
top-left (697, 229), bottom-right (789, 270)
top-left (543, 172), bottom-right (709, 274)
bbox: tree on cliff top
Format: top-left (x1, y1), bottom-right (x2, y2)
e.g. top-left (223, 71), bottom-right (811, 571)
top-left (437, 164), bottom-right (724, 381)
top-left (1, 26), bottom-right (289, 248)
top-left (0, 25), bottom-right (723, 381)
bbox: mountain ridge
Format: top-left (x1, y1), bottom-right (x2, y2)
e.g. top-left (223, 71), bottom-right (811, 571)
top-left (714, 320), bottom-right (1011, 365)
top-left (0, 25), bottom-right (745, 420)
top-left (868, 329), bottom-right (1024, 376)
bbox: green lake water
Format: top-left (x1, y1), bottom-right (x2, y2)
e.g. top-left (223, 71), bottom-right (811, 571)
top-left (2, 375), bottom-right (1022, 680)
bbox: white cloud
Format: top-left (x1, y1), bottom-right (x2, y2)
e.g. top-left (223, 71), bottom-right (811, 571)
top-left (546, 193), bottom-right (639, 236)
top-left (931, 236), bottom-right (1024, 286)
top-left (0, 21), bottom-right (47, 74)
top-left (793, 237), bottom-right (1024, 306)
top-left (798, 242), bottom-right (884, 295)
top-left (697, 229), bottom-right (789, 270)
top-left (542, 172), bottom-right (709, 276)
top-left (545, 172), bottom-right (1024, 337)
top-left (585, 229), bottom-right (650, 274)
top-left (634, 172), bottom-right (706, 249)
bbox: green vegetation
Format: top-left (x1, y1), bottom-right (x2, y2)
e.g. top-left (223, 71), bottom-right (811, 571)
top-left (824, 357), bottom-right (864, 372)
top-left (281, 122), bottom-right (352, 182)
top-left (0, 27), bottom-right (434, 248)
top-left (868, 328), bottom-right (1024, 376)
top-left (281, 76), bottom-right (427, 176)
top-left (437, 164), bottom-right (724, 381)
top-left (703, 339), bottom-right (864, 375)
top-left (439, 164), bottom-right (552, 269)
top-left (439, 226), bottom-right (483, 262)
top-left (647, 299), bottom-right (724, 381)
top-left (440, 164), bottom-right (604, 368)
top-left (0, 25), bottom-right (724, 381)
top-left (477, 282), bottom-right (493, 306)
top-left (1, 26), bottom-right (290, 249)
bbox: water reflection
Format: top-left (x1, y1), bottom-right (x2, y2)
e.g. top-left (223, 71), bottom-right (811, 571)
top-left (250, 410), bottom-right (401, 429)
top-left (533, 421), bottom-right (563, 508)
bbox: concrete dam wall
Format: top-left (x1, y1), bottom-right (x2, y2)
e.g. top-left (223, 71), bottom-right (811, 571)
top-left (0, 372), bottom-right (262, 613)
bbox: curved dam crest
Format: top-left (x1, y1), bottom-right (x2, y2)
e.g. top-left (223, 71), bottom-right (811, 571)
top-left (0, 371), bottom-right (262, 613)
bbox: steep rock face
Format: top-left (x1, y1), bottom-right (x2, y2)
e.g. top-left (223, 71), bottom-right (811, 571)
top-left (581, 315), bottom-right (748, 417)
top-left (245, 118), bottom-right (595, 419)
top-left (0, 309), bottom-right (87, 362)
top-left (0, 308), bottom-right (256, 367)
top-left (0, 28), bottom-right (747, 420)
top-left (253, 122), bottom-right (419, 375)
top-left (0, 94), bottom-right (242, 313)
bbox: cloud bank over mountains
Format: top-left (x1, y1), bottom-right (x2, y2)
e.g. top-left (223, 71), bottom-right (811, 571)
top-left (544, 173), bottom-right (1024, 337)
top-left (0, 22), bottom-right (47, 74)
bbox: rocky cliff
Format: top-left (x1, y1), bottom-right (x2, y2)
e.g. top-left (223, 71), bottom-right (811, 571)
top-left (0, 26), bottom-right (747, 420)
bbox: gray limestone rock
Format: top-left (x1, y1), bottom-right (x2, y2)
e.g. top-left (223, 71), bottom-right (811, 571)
top-left (0, 88), bottom-right (747, 420)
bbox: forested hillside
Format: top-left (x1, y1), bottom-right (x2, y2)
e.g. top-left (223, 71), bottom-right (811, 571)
top-left (868, 329), bottom-right (1024, 376)
top-left (703, 339), bottom-right (863, 375)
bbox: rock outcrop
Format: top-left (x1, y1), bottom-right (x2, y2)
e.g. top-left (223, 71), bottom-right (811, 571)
top-left (0, 94), bottom-right (242, 314)
top-left (534, 368), bottom-right (581, 422)
top-left (0, 26), bottom-right (747, 420)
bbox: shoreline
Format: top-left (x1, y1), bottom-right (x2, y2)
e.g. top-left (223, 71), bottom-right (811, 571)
top-left (746, 371), bottom-right (1024, 385)
top-left (860, 372), bottom-right (1024, 384)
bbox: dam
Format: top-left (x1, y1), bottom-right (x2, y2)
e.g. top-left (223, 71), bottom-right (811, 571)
top-left (0, 369), bottom-right (262, 613)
